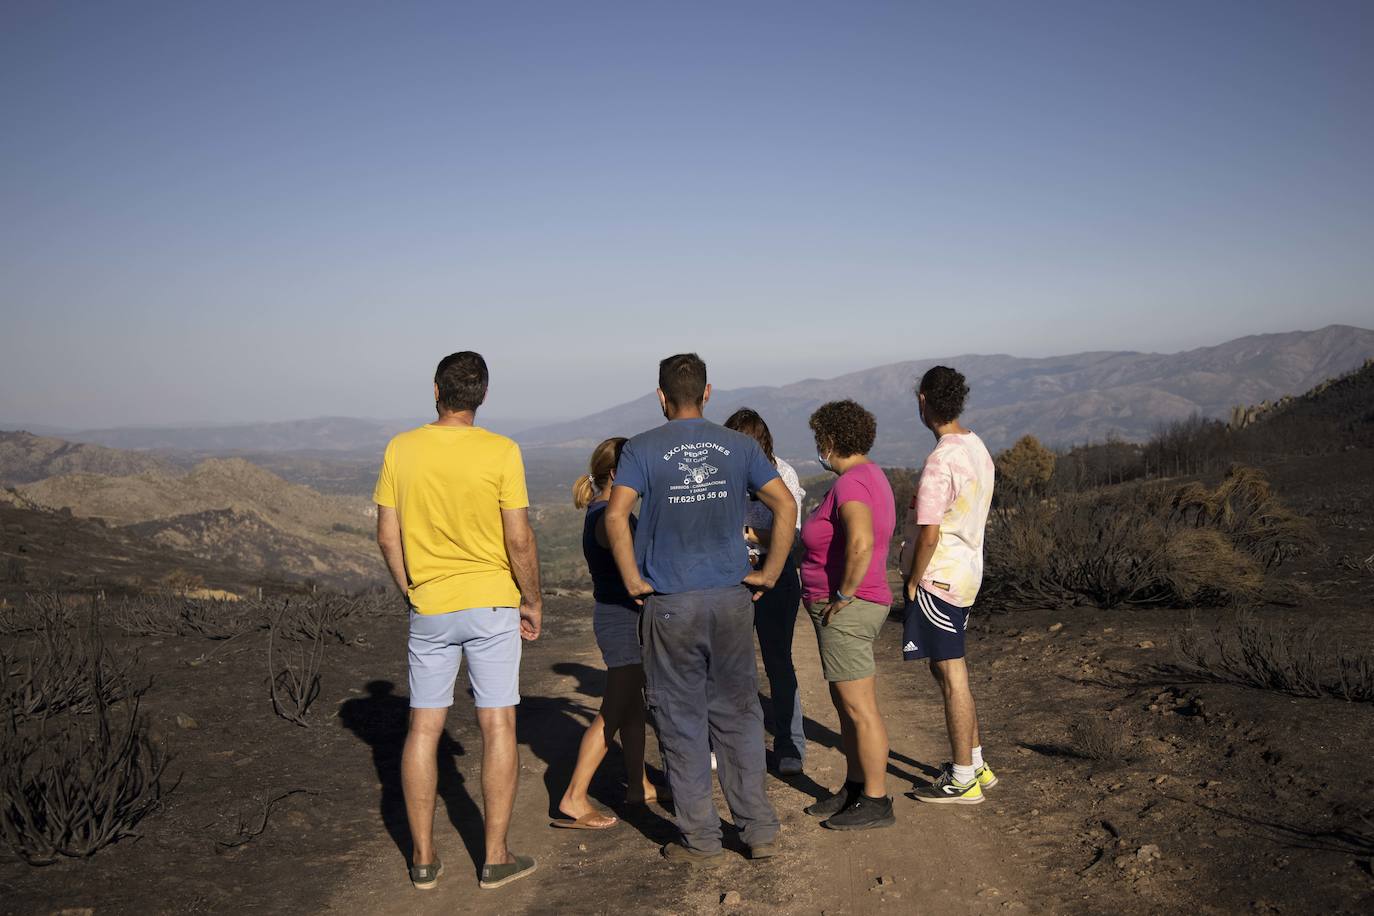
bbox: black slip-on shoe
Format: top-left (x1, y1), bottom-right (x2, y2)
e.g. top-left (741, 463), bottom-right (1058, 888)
top-left (479, 854), bottom-right (537, 889)
top-left (822, 794), bottom-right (896, 830)
top-left (410, 856), bottom-right (443, 890)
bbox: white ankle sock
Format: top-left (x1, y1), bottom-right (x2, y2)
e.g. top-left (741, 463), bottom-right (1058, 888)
top-left (952, 762), bottom-right (977, 785)
top-left (971, 745), bottom-right (984, 769)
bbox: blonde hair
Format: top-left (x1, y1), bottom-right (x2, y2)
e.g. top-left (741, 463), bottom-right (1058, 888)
top-left (572, 436), bottom-right (628, 508)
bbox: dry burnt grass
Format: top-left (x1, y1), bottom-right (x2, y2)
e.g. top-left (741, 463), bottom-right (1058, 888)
top-left (0, 592), bottom-right (693, 916)
top-left (963, 448), bottom-right (1374, 914)
top-left (0, 592), bottom-right (405, 914)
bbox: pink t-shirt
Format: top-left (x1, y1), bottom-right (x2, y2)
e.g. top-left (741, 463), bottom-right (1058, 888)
top-left (912, 432), bottom-right (995, 607)
top-left (800, 462), bottom-right (896, 605)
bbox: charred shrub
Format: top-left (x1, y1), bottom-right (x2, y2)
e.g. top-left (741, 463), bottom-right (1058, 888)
top-left (267, 601), bottom-right (325, 727)
top-left (1, 613), bottom-right (142, 721)
top-left (104, 595), bottom-right (183, 638)
top-left (0, 592), bottom-right (77, 636)
top-left (1169, 465), bottom-right (1321, 570)
top-left (0, 608), bottom-right (166, 865)
top-left (983, 465), bottom-right (1313, 610)
top-left (1070, 720), bottom-right (1136, 765)
top-left (0, 697), bottom-right (168, 865)
top-left (1024, 720), bottom-right (1135, 767)
top-left (278, 593), bottom-right (363, 645)
top-left (1171, 614), bottom-right (1373, 702)
top-left (177, 599), bottom-right (259, 640)
top-left (106, 595), bottom-right (261, 640)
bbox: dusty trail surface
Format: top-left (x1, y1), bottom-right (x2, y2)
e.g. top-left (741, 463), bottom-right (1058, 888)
top-left (326, 603), bottom-right (1035, 916)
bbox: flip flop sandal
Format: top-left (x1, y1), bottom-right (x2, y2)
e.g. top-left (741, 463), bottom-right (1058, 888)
top-left (550, 811), bottom-right (619, 830)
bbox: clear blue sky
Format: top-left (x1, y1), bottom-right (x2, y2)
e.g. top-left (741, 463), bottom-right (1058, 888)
top-left (3, 0), bottom-right (1371, 428)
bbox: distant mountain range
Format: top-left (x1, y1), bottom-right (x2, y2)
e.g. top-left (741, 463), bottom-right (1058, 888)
top-left (4, 325), bottom-right (1372, 474)
top-left (0, 430), bottom-right (177, 484)
top-left (515, 325), bottom-right (1374, 463)
top-left (61, 416), bottom-right (423, 454)
top-left (9, 415), bottom-right (554, 456)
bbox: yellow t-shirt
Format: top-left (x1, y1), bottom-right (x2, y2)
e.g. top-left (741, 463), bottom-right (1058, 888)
top-left (372, 424), bottom-right (529, 614)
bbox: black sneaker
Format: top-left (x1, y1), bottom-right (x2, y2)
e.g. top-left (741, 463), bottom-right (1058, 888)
top-left (822, 794), bottom-right (895, 831)
top-left (804, 780), bottom-right (862, 818)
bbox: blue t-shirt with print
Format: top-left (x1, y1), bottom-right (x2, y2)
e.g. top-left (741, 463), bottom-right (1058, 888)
top-left (613, 417), bottom-right (780, 595)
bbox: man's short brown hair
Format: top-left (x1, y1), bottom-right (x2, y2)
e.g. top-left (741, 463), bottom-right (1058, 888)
top-left (658, 353), bottom-right (708, 408)
top-left (435, 351), bottom-right (488, 413)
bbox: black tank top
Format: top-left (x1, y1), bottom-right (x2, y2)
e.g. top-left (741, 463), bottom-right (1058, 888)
top-left (583, 500), bottom-right (636, 607)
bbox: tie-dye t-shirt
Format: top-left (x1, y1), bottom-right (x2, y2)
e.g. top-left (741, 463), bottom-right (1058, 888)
top-left (910, 432), bottom-right (995, 608)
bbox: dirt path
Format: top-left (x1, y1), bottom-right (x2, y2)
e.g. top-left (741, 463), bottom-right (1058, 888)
top-left (326, 606), bottom-right (1037, 915)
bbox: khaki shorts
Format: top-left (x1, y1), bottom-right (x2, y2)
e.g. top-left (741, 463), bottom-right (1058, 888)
top-left (807, 598), bottom-right (890, 682)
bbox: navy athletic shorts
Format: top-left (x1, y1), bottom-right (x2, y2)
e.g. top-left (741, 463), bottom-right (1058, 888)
top-left (901, 586), bottom-right (969, 662)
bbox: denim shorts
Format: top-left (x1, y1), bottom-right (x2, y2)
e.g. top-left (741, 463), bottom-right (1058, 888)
top-left (592, 602), bottom-right (642, 668)
top-left (408, 606), bottom-right (521, 708)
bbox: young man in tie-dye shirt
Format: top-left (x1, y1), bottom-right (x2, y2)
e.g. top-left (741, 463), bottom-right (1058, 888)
top-left (900, 365), bottom-right (998, 806)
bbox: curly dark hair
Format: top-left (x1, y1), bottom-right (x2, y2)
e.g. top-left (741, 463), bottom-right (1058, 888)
top-left (808, 399), bottom-right (877, 458)
top-left (918, 365), bottom-right (968, 424)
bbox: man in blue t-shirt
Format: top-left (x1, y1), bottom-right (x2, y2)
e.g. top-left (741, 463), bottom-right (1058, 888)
top-left (606, 353), bottom-right (798, 864)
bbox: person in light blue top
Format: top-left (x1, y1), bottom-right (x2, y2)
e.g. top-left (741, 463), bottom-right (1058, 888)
top-left (605, 353), bottom-right (799, 865)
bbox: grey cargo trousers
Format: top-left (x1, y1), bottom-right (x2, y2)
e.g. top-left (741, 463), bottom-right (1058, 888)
top-left (642, 586), bottom-right (780, 854)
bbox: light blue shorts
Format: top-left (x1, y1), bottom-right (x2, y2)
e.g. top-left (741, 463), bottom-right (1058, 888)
top-left (408, 607), bottom-right (521, 709)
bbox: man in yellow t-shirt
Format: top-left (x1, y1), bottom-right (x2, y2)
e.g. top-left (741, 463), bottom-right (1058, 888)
top-left (373, 351), bottom-right (542, 892)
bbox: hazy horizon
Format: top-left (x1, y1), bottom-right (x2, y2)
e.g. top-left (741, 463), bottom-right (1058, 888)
top-left (4, 2), bottom-right (1373, 428)
top-left (3, 321), bottom-right (1370, 433)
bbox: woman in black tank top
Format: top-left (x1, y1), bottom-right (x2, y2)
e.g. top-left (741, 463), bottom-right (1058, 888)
top-left (552, 438), bottom-right (667, 829)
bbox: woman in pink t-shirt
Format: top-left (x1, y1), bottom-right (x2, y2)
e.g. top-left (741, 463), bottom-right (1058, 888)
top-left (798, 399), bottom-right (897, 831)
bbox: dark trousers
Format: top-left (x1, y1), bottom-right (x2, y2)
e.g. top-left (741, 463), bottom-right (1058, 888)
top-left (642, 586), bottom-right (780, 853)
top-left (753, 555), bottom-right (805, 762)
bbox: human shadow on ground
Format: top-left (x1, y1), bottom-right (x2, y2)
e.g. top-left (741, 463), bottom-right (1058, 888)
top-left (517, 663), bottom-right (677, 846)
top-left (758, 690), bottom-right (941, 802)
top-left (338, 680), bottom-right (485, 878)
